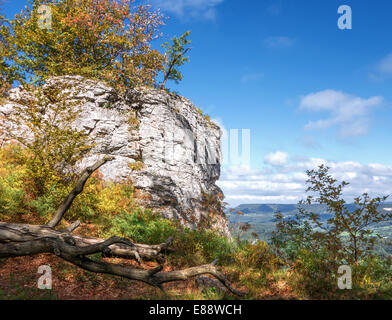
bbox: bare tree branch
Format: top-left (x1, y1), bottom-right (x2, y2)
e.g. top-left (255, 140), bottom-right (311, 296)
top-left (47, 156), bottom-right (115, 228)
top-left (64, 220), bottom-right (81, 233)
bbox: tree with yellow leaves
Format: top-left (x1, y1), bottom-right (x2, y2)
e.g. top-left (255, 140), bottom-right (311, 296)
top-left (8, 0), bottom-right (166, 91)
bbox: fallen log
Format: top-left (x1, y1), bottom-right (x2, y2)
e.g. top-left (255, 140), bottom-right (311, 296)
top-left (0, 222), bottom-right (172, 262)
top-left (0, 157), bottom-right (245, 297)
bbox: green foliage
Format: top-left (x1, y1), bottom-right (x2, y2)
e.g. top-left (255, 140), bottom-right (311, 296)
top-left (0, 145), bottom-right (161, 232)
top-left (66, 179), bottom-right (143, 228)
top-left (288, 248), bottom-right (338, 298)
top-left (273, 165), bottom-right (391, 265)
top-left (170, 229), bottom-right (234, 267)
top-left (0, 5), bottom-right (17, 97)
top-left (286, 249), bottom-right (392, 299)
top-left (7, 0), bottom-right (165, 91)
top-left (354, 255), bottom-right (392, 284)
top-left (1, 83), bottom-right (92, 195)
top-left (273, 164), bottom-right (392, 298)
top-left (0, 146), bottom-right (30, 219)
top-left (29, 182), bottom-right (67, 218)
top-left (232, 241), bottom-right (281, 272)
top-left (0, 178), bottom-right (26, 218)
top-left (109, 209), bottom-right (176, 245)
top-left (161, 31), bottom-right (192, 89)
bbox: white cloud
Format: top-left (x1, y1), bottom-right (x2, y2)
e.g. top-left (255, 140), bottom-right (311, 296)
top-left (264, 36), bottom-right (295, 49)
top-left (299, 90), bottom-right (383, 138)
top-left (378, 53), bottom-right (392, 74)
top-left (151, 0), bottom-right (224, 20)
top-left (218, 155), bottom-right (392, 207)
top-left (264, 151), bottom-right (289, 166)
top-left (369, 53), bottom-right (392, 81)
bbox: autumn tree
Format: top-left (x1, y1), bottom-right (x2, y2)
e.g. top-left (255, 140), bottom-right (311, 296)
top-left (0, 80), bottom-right (92, 195)
top-left (8, 0), bottom-right (165, 91)
top-left (0, 4), bottom-right (15, 97)
top-left (161, 31), bottom-right (192, 90)
top-left (273, 165), bottom-right (391, 266)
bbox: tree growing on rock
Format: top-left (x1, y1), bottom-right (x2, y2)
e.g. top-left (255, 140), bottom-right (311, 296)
top-left (161, 31), bottom-right (192, 90)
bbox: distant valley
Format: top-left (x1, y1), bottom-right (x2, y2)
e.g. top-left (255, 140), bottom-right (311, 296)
top-left (227, 203), bottom-right (392, 245)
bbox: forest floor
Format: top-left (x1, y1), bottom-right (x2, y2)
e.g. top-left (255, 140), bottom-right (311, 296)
top-left (0, 254), bottom-right (297, 300)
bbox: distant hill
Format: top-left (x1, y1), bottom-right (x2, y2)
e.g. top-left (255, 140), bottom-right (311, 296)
top-left (227, 203), bottom-right (392, 243)
top-left (232, 202), bottom-right (392, 216)
top-left (235, 204), bottom-right (297, 214)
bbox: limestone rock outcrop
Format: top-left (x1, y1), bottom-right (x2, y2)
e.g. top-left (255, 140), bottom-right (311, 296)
top-left (0, 76), bottom-right (229, 235)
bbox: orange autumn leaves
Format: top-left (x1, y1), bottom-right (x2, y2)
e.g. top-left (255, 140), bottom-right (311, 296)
top-left (7, 0), bottom-right (166, 91)
top-left (62, 0), bottom-right (125, 28)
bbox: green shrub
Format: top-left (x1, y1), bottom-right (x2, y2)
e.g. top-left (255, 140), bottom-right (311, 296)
top-left (273, 165), bottom-right (391, 266)
top-left (352, 256), bottom-right (392, 296)
top-left (0, 145), bottom-right (29, 219)
top-left (289, 249), bottom-right (392, 299)
top-left (233, 241), bottom-right (281, 272)
top-left (29, 189), bottom-right (58, 218)
top-left (289, 247), bottom-right (338, 298)
top-left (0, 172), bottom-right (27, 218)
top-left (108, 209), bottom-right (176, 245)
top-left (272, 165), bottom-right (392, 299)
top-left (170, 229), bottom-right (234, 267)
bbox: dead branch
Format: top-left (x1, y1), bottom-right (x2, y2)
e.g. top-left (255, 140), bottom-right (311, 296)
top-left (47, 156), bottom-right (115, 228)
top-left (0, 222), bottom-right (170, 262)
top-left (0, 157), bottom-right (245, 297)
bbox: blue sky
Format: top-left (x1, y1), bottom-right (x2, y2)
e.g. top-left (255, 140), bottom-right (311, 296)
top-left (4, 0), bottom-right (392, 205)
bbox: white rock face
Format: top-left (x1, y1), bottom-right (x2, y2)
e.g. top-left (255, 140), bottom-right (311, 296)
top-left (0, 76), bottom-right (229, 235)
